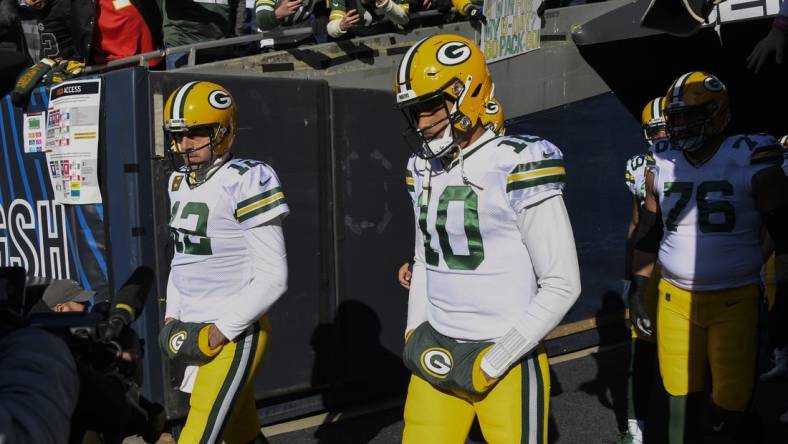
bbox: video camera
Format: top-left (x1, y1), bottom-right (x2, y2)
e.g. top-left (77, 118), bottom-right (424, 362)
top-left (1, 266), bottom-right (152, 369)
top-left (0, 265), bottom-right (165, 443)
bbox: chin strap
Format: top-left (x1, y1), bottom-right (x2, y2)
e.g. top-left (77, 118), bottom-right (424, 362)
top-left (457, 143), bottom-right (471, 185)
top-left (187, 152), bottom-right (230, 186)
top-left (455, 132), bottom-right (484, 190)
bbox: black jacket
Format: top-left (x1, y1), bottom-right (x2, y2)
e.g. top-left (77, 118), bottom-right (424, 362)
top-left (0, 0), bottom-right (76, 60)
top-left (0, 0), bottom-right (29, 55)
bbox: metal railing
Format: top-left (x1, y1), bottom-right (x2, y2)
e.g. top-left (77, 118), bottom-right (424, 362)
top-left (82, 27), bottom-right (315, 74)
top-left (81, 10), bottom-right (449, 75)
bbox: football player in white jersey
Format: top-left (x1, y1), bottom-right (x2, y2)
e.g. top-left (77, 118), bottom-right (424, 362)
top-left (397, 97), bottom-right (505, 290)
top-left (620, 97), bottom-right (667, 444)
top-left (760, 135), bottom-right (788, 383)
top-left (781, 135), bottom-right (788, 173)
top-left (628, 71), bottom-right (788, 443)
top-left (160, 81), bottom-right (288, 444)
top-left (395, 34), bottom-right (581, 443)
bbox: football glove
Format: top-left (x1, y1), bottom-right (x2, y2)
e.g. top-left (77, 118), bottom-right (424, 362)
top-left (628, 275), bottom-right (653, 338)
top-left (158, 320), bottom-right (222, 365)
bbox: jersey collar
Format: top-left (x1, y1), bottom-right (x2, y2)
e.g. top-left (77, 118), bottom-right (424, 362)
top-left (444, 129), bottom-right (498, 171)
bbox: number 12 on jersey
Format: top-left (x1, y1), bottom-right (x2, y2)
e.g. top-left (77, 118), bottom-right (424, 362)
top-left (418, 186), bottom-right (485, 270)
top-left (170, 201), bottom-right (213, 255)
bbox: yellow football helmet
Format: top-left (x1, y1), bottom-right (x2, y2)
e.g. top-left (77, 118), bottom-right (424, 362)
top-left (641, 97), bottom-right (667, 143)
top-left (163, 81), bottom-right (237, 159)
top-left (394, 34), bottom-right (493, 158)
top-left (481, 98), bottom-right (505, 135)
top-left (664, 71), bottom-right (730, 152)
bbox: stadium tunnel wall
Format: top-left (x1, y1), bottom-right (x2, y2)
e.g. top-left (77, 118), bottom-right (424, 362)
top-left (0, 67), bottom-right (164, 403)
top-left (0, 67), bottom-right (641, 421)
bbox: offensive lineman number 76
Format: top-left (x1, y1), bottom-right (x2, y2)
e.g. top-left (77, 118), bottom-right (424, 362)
top-left (663, 180), bottom-right (735, 233)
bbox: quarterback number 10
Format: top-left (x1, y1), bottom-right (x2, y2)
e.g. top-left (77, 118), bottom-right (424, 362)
top-left (419, 186), bottom-right (485, 270)
top-left (663, 180), bottom-right (735, 233)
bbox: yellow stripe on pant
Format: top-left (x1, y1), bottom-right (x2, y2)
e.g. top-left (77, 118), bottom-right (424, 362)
top-left (656, 279), bottom-right (758, 412)
top-left (403, 345), bottom-right (550, 444)
top-left (180, 318), bottom-right (270, 444)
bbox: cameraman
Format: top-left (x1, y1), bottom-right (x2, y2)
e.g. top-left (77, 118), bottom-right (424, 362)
top-left (28, 276), bottom-right (161, 444)
top-left (0, 327), bottom-right (79, 444)
top-left (29, 279), bottom-right (93, 314)
top-left (0, 271), bottom-right (79, 444)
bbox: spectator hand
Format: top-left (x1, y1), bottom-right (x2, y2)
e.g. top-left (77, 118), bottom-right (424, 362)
top-left (467, 5), bottom-right (486, 23)
top-left (398, 262), bottom-right (412, 289)
top-left (275, 0), bottom-right (303, 20)
top-left (23, 0), bottom-right (47, 10)
top-left (340, 9), bottom-right (361, 31)
top-left (747, 27), bottom-right (785, 73)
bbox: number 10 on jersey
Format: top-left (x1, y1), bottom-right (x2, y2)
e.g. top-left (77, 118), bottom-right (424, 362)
top-left (418, 186), bottom-right (485, 271)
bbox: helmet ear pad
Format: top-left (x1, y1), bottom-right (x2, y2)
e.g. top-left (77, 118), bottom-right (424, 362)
top-left (440, 76), bottom-right (492, 138)
top-left (211, 123), bottom-right (234, 157)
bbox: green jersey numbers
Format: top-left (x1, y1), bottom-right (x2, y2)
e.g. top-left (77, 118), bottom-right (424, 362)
top-left (651, 139), bottom-right (679, 154)
top-left (499, 136), bottom-right (544, 154)
top-left (170, 201), bottom-right (213, 255)
top-left (419, 186), bottom-right (485, 271)
top-left (663, 180), bottom-right (736, 233)
top-left (228, 159), bottom-right (266, 176)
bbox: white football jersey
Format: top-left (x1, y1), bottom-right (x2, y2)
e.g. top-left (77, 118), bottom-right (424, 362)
top-left (406, 130), bottom-right (566, 341)
top-left (625, 154), bottom-right (650, 206)
top-left (625, 140), bottom-right (666, 206)
top-left (653, 134), bottom-right (783, 291)
top-left (167, 158), bottom-right (289, 324)
top-left (783, 151), bottom-right (787, 175)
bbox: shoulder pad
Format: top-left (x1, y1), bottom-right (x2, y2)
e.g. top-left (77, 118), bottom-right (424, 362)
top-left (228, 159), bottom-right (288, 227)
top-left (497, 135), bottom-right (565, 175)
top-left (499, 135), bottom-right (566, 210)
top-left (725, 134), bottom-right (783, 166)
top-left (495, 135), bottom-right (563, 163)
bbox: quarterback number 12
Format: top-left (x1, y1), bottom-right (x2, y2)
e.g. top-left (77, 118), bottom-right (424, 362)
top-left (419, 186), bottom-right (485, 270)
top-left (663, 180), bottom-right (735, 233)
top-left (169, 201), bottom-right (213, 255)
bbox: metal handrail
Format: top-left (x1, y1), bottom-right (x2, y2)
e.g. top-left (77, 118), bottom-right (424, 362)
top-left (81, 10), bottom-right (451, 74)
top-left (82, 27), bottom-right (315, 74)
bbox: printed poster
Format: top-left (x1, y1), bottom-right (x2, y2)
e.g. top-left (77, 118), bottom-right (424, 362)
top-left (481, 0), bottom-right (541, 62)
top-left (23, 111), bottom-right (45, 153)
top-left (45, 79), bottom-right (102, 204)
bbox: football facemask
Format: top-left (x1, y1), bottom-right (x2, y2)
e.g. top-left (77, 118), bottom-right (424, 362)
top-left (643, 122), bottom-right (668, 144)
top-left (665, 105), bottom-right (709, 153)
top-left (400, 93), bottom-right (463, 159)
top-left (164, 124), bottom-right (229, 184)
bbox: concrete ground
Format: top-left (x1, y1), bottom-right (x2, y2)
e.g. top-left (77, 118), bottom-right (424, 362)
top-left (125, 342), bottom-right (788, 443)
